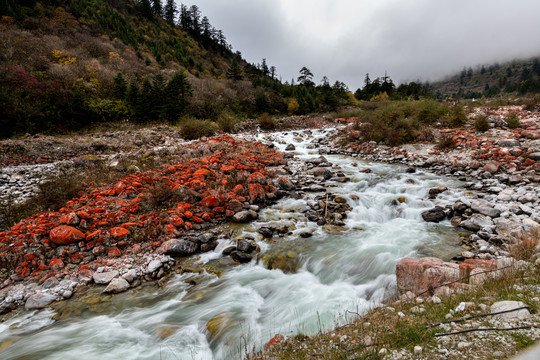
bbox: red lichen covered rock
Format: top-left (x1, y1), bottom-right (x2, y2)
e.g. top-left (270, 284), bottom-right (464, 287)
top-left (396, 257), bottom-right (459, 295)
top-left (50, 225), bottom-right (85, 245)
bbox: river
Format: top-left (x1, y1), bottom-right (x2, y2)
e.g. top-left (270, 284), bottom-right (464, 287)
top-left (0, 128), bottom-right (468, 359)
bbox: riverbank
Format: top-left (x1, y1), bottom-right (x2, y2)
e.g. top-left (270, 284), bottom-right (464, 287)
top-left (0, 105), bottom-right (539, 359)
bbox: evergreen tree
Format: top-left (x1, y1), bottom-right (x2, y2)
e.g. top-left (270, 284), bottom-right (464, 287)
top-left (297, 67), bottom-right (314, 87)
top-left (226, 58), bottom-right (243, 81)
top-left (113, 72), bottom-right (128, 99)
top-left (163, 72), bottom-right (192, 122)
top-left (138, 0), bottom-right (153, 19)
top-left (138, 77), bottom-right (154, 120)
top-left (152, 73), bottom-right (167, 116)
top-left (151, 0), bottom-right (162, 17)
top-left (126, 80), bottom-right (140, 117)
top-left (164, 0), bottom-right (177, 26)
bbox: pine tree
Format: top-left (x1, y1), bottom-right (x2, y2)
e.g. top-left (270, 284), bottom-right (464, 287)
top-left (138, 0), bottom-right (153, 19)
top-left (113, 72), bottom-right (128, 99)
top-left (226, 58), bottom-right (243, 81)
top-left (151, 0), bottom-right (162, 17)
top-left (164, 0), bottom-right (177, 26)
top-left (163, 72), bottom-right (192, 123)
top-left (297, 67), bottom-right (314, 87)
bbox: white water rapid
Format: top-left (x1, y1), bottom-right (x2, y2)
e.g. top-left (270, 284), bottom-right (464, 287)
top-left (0, 128), bottom-right (468, 360)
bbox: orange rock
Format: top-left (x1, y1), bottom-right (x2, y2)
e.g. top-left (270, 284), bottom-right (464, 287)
top-left (110, 227), bottom-right (130, 238)
top-left (107, 247), bottom-right (121, 257)
top-left (50, 225), bottom-right (85, 245)
top-left (201, 195), bottom-right (220, 208)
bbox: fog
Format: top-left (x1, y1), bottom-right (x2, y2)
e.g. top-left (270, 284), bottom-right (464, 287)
top-left (181, 0), bottom-right (540, 90)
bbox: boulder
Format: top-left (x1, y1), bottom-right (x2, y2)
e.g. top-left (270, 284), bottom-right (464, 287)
top-left (459, 259), bottom-right (497, 285)
top-left (257, 227), bottom-right (274, 238)
top-left (285, 144), bottom-right (296, 151)
top-left (421, 207), bottom-right (446, 223)
top-left (470, 199), bottom-right (501, 218)
top-left (499, 139), bottom-right (520, 147)
top-left (49, 225), bottom-right (85, 245)
top-left (103, 277), bottom-right (130, 294)
top-left (232, 210), bottom-right (251, 223)
top-left (483, 161), bottom-right (501, 174)
top-left (236, 239), bottom-right (255, 253)
top-left (25, 293), bottom-right (57, 309)
top-left (460, 214), bottom-right (494, 232)
top-left (395, 257), bottom-right (459, 295)
top-left (490, 301), bottom-right (530, 320)
top-left (160, 239), bottom-right (199, 257)
top-left (93, 270), bottom-right (119, 284)
top-left (146, 259), bottom-right (163, 274)
top-left (230, 251), bottom-right (252, 263)
top-left (528, 152), bottom-right (540, 161)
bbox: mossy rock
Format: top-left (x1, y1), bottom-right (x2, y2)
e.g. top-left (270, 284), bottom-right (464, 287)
top-left (262, 254), bottom-right (299, 273)
top-left (206, 313), bottom-right (234, 340)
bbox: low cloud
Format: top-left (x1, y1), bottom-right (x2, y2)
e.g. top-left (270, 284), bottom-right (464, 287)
top-left (185, 0), bottom-right (540, 90)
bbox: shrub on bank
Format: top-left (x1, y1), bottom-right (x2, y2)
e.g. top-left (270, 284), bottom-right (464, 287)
top-left (179, 117), bottom-right (218, 139)
top-left (258, 113), bottom-right (276, 130)
top-left (474, 115), bottom-right (490, 132)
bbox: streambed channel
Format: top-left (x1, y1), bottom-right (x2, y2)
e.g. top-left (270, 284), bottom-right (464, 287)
top-left (0, 128), bottom-right (469, 359)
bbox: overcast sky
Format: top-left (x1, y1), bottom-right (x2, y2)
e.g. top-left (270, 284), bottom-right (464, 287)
top-left (180, 0), bottom-right (540, 91)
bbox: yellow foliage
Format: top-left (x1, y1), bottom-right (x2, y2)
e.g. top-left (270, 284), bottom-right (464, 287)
top-left (287, 98), bottom-right (299, 114)
top-left (1, 16), bottom-right (15, 24)
top-left (52, 49), bottom-right (76, 65)
top-left (108, 51), bottom-right (124, 62)
top-left (370, 92), bottom-right (389, 102)
top-left (346, 92), bottom-right (360, 106)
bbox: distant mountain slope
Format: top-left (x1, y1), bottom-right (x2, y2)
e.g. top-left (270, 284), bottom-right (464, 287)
top-left (429, 56), bottom-right (540, 99)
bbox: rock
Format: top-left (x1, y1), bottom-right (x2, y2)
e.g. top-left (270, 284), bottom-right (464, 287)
top-left (160, 239), bottom-right (199, 257)
top-left (508, 174), bottom-right (524, 184)
top-left (232, 210), bottom-right (251, 223)
top-left (395, 257), bottom-right (459, 295)
top-left (103, 277), bottom-right (130, 294)
top-left (490, 301), bottom-right (530, 320)
top-left (322, 224), bottom-right (347, 233)
top-left (25, 293), bottom-right (57, 309)
top-left (258, 227), bottom-right (274, 238)
top-left (459, 259), bottom-right (497, 285)
top-left (309, 167), bottom-right (333, 179)
top-left (276, 177), bottom-right (294, 191)
top-left (236, 239), bottom-right (255, 253)
top-left (460, 214), bottom-right (494, 232)
top-left (206, 313), bottom-right (234, 340)
top-left (299, 231), bottom-right (313, 238)
top-left (453, 200), bottom-right (468, 213)
top-left (263, 254), bottom-right (299, 273)
top-left (470, 199), bottom-right (501, 218)
top-left (484, 161), bottom-right (501, 174)
top-left (122, 269), bottom-right (138, 283)
top-left (528, 152), bottom-right (540, 161)
top-left (428, 186), bottom-right (447, 197)
top-left (230, 251), bottom-right (252, 263)
top-left (421, 207), bottom-right (446, 223)
top-left (499, 139), bottom-right (520, 147)
top-left (146, 259), bottom-right (162, 274)
top-left (285, 144), bottom-right (296, 151)
top-left (49, 225), bottom-right (85, 245)
top-left (93, 270), bottom-right (119, 284)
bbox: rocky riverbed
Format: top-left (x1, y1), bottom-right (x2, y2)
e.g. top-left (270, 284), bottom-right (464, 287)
top-left (0, 106), bottom-right (539, 359)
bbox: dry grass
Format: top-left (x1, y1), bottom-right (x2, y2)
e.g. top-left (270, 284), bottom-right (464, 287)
top-left (262, 262), bottom-right (540, 359)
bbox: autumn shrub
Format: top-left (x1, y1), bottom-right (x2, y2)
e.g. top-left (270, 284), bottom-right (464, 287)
top-left (506, 111), bottom-right (521, 129)
top-left (474, 114), bottom-right (490, 132)
top-left (448, 105), bottom-right (468, 127)
top-left (139, 183), bottom-right (189, 212)
top-left (217, 111), bottom-right (237, 133)
top-left (258, 113), bottom-right (276, 130)
top-left (179, 117), bottom-right (218, 140)
top-left (509, 236), bottom-right (539, 261)
top-left (436, 134), bottom-right (456, 151)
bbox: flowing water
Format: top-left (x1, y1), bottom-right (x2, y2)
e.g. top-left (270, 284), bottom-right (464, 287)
top-left (0, 128), bottom-right (468, 360)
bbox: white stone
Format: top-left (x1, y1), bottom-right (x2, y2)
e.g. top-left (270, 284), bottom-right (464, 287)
top-left (490, 301), bottom-right (530, 320)
top-left (414, 346), bottom-right (423, 354)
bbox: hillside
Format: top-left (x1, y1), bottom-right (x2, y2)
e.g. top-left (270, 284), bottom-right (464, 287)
top-left (430, 56), bottom-right (540, 99)
top-left (0, 0), bottom-right (287, 138)
top-left (0, 0), bottom-right (362, 139)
